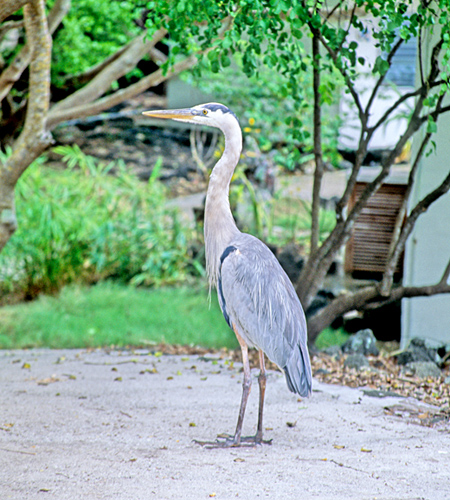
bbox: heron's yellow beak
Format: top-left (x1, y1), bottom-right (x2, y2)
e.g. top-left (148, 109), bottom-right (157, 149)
top-left (142, 108), bottom-right (195, 120)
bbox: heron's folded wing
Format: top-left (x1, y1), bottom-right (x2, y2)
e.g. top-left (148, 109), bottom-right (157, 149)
top-left (218, 236), bottom-right (308, 369)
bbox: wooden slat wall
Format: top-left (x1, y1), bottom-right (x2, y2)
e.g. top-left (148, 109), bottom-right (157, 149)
top-left (345, 182), bottom-right (406, 274)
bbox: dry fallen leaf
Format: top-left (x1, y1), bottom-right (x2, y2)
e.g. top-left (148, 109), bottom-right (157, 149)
top-left (333, 445), bottom-right (345, 449)
top-left (37, 376), bottom-right (60, 386)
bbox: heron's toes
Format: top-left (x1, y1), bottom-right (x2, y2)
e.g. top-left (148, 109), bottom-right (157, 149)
top-left (193, 437), bottom-right (241, 449)
top-left (239, 435), bottom-right (272, 446)
top-left (193, 433), bottom-right (272, 449)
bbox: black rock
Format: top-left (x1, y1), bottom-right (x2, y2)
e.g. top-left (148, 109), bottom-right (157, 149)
top-left (341, 329), bottom-right (379, 356)
top-left (306, 289), bottom-right (335, 318)
top-left (344, 354), bottom-right (370, 370)
top-left (401, 361), bottom-right (441, 379)
top-left (323, 345), bottom-right (342, 359)
top-left (277, 243), bottom-right (304, 283)
top-left (396, 338), bottom-right (441, 366)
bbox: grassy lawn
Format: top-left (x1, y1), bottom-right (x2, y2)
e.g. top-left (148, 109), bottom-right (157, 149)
top-left (269, 197), bottom-right (336, 246)
top-left (0, 282), bottom-right (347, 351)
top-left (0, 282), bottom-right (237, 350)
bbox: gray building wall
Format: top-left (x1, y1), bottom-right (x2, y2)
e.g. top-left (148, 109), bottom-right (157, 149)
top-left (401, 107), bottom-right (450, 348)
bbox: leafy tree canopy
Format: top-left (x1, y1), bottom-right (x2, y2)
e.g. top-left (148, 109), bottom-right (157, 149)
top-left (147, 0), bottom-right (450, 123)
top-left (49, 0), bottom-right (147, 85)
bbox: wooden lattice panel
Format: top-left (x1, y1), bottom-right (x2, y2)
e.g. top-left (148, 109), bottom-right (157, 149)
top-left (345, 182), bottom-right (407, 274)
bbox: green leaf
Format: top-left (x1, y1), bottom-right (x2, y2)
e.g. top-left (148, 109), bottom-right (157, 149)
top-left (427, 117), bottom-right (437, 134)
top-left (373, 56), bottom-right (390, 76)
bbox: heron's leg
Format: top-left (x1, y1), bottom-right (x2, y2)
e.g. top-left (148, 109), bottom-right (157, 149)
top-left (194, 327), bottom-right (253, 448)
top-left (255, 349), bottom-right (266, 443)
top-left (231, 330), bottom-right (252, 445)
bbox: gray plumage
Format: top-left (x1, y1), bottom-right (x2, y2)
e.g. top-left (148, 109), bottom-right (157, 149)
top-left (143, 102), bottom-right (312, 447)
top-left (218, 235), bottom-right (312, 397)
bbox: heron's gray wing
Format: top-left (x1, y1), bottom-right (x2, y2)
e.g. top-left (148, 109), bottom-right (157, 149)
top-left (218, 235), bottom-right (312, 397)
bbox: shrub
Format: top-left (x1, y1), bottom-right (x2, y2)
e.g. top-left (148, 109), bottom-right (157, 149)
top-left (0, 146), bottom-right (203, 300)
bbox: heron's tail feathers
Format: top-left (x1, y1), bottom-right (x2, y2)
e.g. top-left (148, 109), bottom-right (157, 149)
top-left (284, 343), bottom-right (312, 397)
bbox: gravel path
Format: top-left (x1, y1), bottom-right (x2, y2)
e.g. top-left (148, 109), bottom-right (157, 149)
top-left (1, 349), bottom-right (449, 500)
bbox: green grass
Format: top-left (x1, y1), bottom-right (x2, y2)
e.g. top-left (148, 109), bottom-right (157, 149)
top-left (0, 282), bottom-right (348, 351)
top-left (0, 282), bottom-right (237, 350)
top-left (315, 326), bottom-right (350, 350)
top-left (269, 197), bottom-right (336, 246)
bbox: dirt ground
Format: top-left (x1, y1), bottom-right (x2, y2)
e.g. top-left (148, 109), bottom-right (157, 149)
top-left (1, 348), bottom-right (449, 500)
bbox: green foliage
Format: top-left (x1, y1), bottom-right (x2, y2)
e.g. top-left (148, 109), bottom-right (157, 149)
top-left (147, 0), bottom-right (450, 160)
top-left (0, 283), bottom-right (237, 349)
top-left (269, 195), bottom-right (336, 247)
top-left (182, 52), bottom-right (343, 170)
top-left (50, 0), bottom-right (147, 85)
top-left (315, 326), bottom-right (350, 350)
top-left (0, 147), bottom-right (202, 299)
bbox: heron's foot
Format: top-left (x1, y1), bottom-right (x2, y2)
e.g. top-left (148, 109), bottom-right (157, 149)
top-left (239, 434), bottom-right (273, 446)
top-left (194, 433), bottom-right (272, 449)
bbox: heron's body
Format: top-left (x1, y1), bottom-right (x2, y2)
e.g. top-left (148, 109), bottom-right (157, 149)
top-left (217, 233), bottom-right (312, 396)
top-left (143, 102), bottom-right (312, 447)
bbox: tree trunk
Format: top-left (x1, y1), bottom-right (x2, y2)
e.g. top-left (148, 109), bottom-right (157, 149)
top-left (310, 31), bottom-right (323, 255)
top-left (0, 0), bottom-right (71, 104)
top-left (0, 0), bottom-right (28, 24)
top-left (0, 0), bottom-right (52, 251)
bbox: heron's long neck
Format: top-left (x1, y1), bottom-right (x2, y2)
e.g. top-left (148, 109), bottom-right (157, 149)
top-left (204, 122), bottom-right (242, 288)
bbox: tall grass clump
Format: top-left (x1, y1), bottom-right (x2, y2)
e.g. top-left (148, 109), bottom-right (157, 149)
top-left (0, 146), bottom-right (203, 301)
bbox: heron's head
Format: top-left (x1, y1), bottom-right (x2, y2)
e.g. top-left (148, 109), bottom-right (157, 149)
top-left (142, 102), bottom-right (238, 131)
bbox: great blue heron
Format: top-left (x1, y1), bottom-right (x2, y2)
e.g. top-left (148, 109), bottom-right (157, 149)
top-left (143, 103), bottom-right (312, 447)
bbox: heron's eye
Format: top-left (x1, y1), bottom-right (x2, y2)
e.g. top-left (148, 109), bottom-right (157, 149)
top-left (203, 109), bottom-right (208, 115)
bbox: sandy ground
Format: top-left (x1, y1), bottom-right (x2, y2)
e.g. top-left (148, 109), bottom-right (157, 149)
top-left (1, 348), bottom-right (449, 500)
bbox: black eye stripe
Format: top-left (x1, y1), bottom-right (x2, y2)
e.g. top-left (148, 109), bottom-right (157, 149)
top-left (203, 103), bottom-right (237, 119)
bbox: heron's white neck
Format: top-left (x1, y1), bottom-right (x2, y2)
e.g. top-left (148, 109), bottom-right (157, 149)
top-left (204, 118), bottom-right (242, 288)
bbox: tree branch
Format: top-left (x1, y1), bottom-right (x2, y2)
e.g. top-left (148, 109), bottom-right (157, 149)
top-left (49, 28), bottom-right (167, 116)
top-left (325, 0), bottom-right (345, 20)
top-left (59, 38), bottom-right (136, 90)
top-left (365, 37), bottom-right (404, 119)
top-left (370, 88), bottom-right (422, 134)
top-left (419, 103), bottom-right (450, 125)
top-left (47, 53), bottom-right (199, 129)
top-left (0, 20), bottom-right (24, 41)
top-left (0, 0), bottom-right (71, 103)
top-left (315, 28), bottom-right (366, 127)
top-left (298, 36), bottom-right (438, 307)
top-left (46, 15), bottom-right (236, 129)
top-left (363, 278), bottom-right (450, 311)
top-left (310, 29), bottom-right (324, 255)
top-left (0, 0), bottom-right (52, 251)
top-left (308, 263), bottom-right (450, 341)
top-left (0, 0), bottom-right (28, 24)
top-left (439, 257), bottom-right (450, 286)
top-left (3, 0), bottom-right (53, 182)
